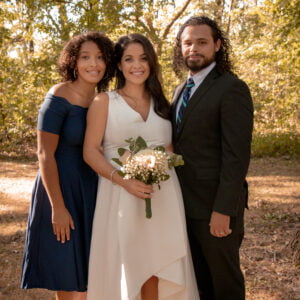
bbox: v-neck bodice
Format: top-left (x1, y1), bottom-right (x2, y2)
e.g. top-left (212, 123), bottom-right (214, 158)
top-left (115, 91), bottom-right (152, 122)
top-left (103, 90), bottom-right (172, 162)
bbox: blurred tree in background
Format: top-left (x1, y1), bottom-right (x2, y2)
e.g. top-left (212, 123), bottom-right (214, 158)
top-left (0, 0), bottom-right (299, 158)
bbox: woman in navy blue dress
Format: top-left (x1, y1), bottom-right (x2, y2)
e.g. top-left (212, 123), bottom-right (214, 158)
top-left (21, 31), bottom-right (114, 300)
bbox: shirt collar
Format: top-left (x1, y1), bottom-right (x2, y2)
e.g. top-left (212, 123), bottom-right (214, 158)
top-left (188, 62), bottom-right (216, 86)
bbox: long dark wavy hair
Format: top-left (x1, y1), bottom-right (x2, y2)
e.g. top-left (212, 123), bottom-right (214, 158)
top-left (114, 33), bottom-right (170, 120)
top-left (173, 16), bottom-right (235, 78)
top-left (58, 31), bottom-right (115, 92)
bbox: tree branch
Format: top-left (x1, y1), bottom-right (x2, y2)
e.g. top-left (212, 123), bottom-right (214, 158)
top-left (226, 0), bottom-right (235, 35)
top-left (42, 8), bottom-right (61, 35)
top-left (52, 0), bottom-right (73, 3)
top-left (134, 15), bottom-right (152, 35)
top-left (162, 0), bottom-right (192, 39)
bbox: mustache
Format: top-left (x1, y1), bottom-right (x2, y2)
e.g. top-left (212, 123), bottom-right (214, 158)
top-left (187, 54), bottom-right (205, 58)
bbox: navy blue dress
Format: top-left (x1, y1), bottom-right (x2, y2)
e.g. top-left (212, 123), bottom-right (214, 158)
top-left (21, 93), bottom-right (98, 291)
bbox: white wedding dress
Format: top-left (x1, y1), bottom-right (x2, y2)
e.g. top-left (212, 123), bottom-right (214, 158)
top-left (87, 91), bottom-right (199, 300)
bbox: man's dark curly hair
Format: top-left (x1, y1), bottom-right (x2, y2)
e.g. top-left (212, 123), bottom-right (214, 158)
top-left (173, 16), bottom-right (235, 78)
top-left (58, 31), bottom-right (115, 92)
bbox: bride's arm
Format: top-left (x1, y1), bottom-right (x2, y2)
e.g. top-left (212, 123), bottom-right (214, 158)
top-left (166, 144), bottom-right (173, 152)
top-left (83, 93), bottom-right (153, 199)
top-left (83, 93), bottom-right (111, 178)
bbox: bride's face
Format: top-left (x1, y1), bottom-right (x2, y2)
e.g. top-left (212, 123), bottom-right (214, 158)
top-left (119, 42), bottom-right (150, 85)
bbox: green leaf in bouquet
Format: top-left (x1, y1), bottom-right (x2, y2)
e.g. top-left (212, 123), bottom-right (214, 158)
top-left (112, 158), bottom-right (123, 166)
top-left (153, 145), bottom-right (165, 152)
top-left (135, 173), bottom-right (146, 183)
top-left (125, 138), bottom-right (134, 144)
top-left (134, 136), bottom-right (147, 153)
top-left (161, 174), bottom-right (170, 181)
top-left (117, 170), bottom-right (125, 178)
top-left (174, 155), bottom-right (184, 166)
top-left (168, 154), bottom-right (184, 167)
top-left (124, 138), bottom-right (134, 152)
top-left (118, 147), bottom-right (127, 156)
top-left (124, 136), bottom-right (148, 154)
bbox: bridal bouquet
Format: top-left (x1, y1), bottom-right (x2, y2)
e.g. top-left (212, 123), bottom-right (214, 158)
top-left (112, 136), bottom-right (184, 218)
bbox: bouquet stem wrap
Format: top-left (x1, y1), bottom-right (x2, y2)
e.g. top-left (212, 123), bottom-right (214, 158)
top-left (145, 198), bottom-right (152, 218)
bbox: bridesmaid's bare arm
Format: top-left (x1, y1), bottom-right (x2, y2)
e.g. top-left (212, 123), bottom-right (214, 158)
top-left (37, 131), bottom-right (74, 243)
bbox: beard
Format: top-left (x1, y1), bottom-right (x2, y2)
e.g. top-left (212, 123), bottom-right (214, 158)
top-left (184, 54), bottom-right (215, 72)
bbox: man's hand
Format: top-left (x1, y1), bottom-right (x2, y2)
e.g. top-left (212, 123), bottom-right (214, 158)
top-left (209, 211), bottom-right (232, 238)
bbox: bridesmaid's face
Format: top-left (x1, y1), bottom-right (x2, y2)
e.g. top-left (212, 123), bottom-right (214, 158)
top-left (119, 42), bottom-right (150, 85)
top-left (76, 41), bottom-right (106, 84)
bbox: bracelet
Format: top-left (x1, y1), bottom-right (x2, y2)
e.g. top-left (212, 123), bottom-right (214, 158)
top-left (110, 169), bottom-right (118, 183)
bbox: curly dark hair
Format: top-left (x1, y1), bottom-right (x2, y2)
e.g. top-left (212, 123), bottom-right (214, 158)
top-left (173, 16), bottom-right (235, 78)
top-left (57, 31), bottom-right (115, 92)
top-left (114, 33), bottom-right (170, 120)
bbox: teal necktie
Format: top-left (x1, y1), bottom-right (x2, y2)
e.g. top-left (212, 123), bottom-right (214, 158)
top-left (177, 78), bottom-right (195, 130)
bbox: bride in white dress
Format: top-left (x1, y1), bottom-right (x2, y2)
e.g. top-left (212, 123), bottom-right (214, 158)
top-left (84, 33), bottom-right (199, 300)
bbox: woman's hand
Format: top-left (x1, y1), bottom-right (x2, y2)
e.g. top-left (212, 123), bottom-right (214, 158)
top-left (122, 179), bottom-right (154, 200)
top-left (52, 206), bottom-right (75, 243)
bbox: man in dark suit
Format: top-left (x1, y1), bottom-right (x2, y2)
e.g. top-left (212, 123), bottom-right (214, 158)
top-left (172, 16), bottom-right (253, 300)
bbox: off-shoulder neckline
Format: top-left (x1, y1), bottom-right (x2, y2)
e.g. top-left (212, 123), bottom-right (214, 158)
top-left (46, 93), bottom-right (89, 109)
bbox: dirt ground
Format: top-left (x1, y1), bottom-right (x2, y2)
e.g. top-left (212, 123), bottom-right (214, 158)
top-left (0, 157), bottom-right (299, 300)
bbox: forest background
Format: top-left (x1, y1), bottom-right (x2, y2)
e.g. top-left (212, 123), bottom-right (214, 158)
top-left (0, 1), bottom-right (299, 299)
top-left (0, 0), bottom-right (299, 159)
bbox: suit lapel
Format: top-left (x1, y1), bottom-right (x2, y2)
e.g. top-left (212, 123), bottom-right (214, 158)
top-left (176, 68), bottom-right (220, 137)
top-left (171, 81), bottom-right (186, 134)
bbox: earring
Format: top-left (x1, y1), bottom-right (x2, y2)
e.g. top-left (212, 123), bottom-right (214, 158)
top-left (73, 69), bottom-right (77, 79)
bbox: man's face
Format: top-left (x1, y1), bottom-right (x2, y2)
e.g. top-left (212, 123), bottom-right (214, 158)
top-left (181, 24), bottom-right (221, 75)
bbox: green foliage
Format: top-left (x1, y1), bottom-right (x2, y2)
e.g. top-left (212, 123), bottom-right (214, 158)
top-left (252, 132), bottom-right (300, 158)
top-left (0, 0), bottom-right (299, 158)
top-left (229, 0), bottom-right (299, 157)
top-left (125, 136), bottom-right (147, 154)
top-left (117, 147), bottom-right (127, 156)
top-left (111, 158), bottom-right (123, 166)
